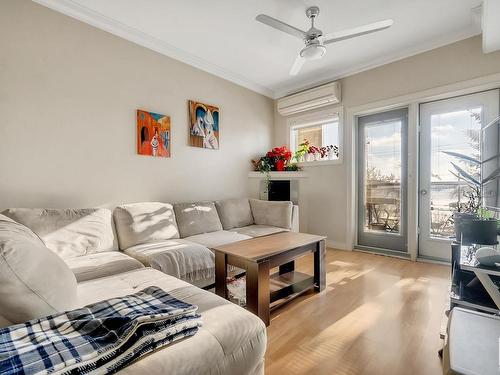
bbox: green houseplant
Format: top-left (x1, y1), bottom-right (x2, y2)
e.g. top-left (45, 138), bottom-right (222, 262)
top-left (252, 156), bottom-right (273, 193)
top-left (294, 140), bottom-right (310, 163)
top-left (444, 150), bottom-right (500, 244)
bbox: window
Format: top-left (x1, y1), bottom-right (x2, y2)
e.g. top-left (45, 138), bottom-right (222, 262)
top-left (288, 110), bottom-right (341, 162)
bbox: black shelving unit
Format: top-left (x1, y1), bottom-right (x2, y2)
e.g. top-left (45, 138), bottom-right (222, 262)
top-left (450, 241), bottom-right (500, 314)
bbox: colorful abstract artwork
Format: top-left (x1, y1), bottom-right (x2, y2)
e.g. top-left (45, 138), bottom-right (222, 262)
top-left (188, 100), bottom-right (220, 150)
top-left (137, 109), bottom-right (171, 158)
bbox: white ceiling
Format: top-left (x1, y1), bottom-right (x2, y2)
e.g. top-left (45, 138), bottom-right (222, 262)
top-left (35, 0), bottom-right (482, 98)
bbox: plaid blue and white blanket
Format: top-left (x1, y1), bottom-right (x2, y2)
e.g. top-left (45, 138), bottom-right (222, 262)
top-left (0, 286), bottom-right (202, 375)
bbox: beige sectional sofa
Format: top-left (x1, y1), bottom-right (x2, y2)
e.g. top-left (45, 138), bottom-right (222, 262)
top-left (0, 198), bottom-right (298, 374)
top-left (3, 198), bottom-right (298, 288)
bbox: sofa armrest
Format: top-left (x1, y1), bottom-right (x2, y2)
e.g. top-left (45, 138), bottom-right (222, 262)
top-left (249, 199), bottom-right (293, 229)
top-left (291, 205), bottom-right (299, 232)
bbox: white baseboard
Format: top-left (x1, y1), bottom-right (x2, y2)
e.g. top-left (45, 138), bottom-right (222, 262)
top-left (325, 239), bottom-right (350, 250)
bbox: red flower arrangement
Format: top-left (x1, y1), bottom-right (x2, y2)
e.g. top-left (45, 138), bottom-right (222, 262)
top-left (265, 146), bottom-right (293, 171)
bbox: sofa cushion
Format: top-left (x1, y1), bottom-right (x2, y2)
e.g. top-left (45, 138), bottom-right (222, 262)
top-left (185, 230), bottom-right (251, 249)
top-left (0, 214), bottom-right (77, 323)
top-left (173, 201), bottom-right (223, 238)
top-left (0, 213), bottom-right (16, 224)
top-left (230, 224), bottom-right (288, 238)
top-left (249, 199), bottom-right (293, 229)
top-left (2, 208), bottom-right (118, 259)
top-left (76, 268), bottom-right (267, 375)
top-left (215, 198), bottom-right (254, 230)
top-left (113, 202), bottom-right (180, 249)
top-left (124, 239), bottom-right (215, 288)
top-left (64, 251), bottom-right (144, 282)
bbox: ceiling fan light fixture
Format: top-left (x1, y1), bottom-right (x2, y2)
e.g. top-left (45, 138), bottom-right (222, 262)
top-left (300, 43), bottom-right (326, 60)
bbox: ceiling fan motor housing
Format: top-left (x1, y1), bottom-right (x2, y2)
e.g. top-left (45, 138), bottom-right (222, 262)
top-left (305, 6), bottom-right (323, 40)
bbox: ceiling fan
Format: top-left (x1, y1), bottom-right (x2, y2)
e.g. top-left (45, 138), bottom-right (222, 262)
top-left (256, 6), bottom-right (393, 76)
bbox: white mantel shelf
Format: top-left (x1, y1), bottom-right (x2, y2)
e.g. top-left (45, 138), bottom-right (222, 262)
top-left (248, 171), bottom-right (308, 179)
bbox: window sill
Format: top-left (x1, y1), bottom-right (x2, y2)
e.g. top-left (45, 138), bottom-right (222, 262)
top-left (297, 159), bottom-right (342, 167)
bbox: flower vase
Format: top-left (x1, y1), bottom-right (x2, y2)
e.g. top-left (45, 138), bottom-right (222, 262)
top-left (314, 153), bottom-right (321, 161)
top-left (328, 150), bottom-right (337, 160)
top-left (276, 159), bottom-right (285, 171)
top-left (306, 154), bottom-right (315, 162)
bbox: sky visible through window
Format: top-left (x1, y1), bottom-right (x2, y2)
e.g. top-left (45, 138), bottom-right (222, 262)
top-left (365, 120), bottom-right (401, 180)
top-left (431, 108), bottom-right (481, 182)
top-left (364, 109), bottom-right (480, 182)
top-left (363, 109), bottom-right (481, 237)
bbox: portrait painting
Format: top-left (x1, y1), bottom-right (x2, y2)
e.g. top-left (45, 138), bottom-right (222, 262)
top-left (188, 100), bottom-right (219, 150)
top-left (137, 109), bottom-right (171, 158)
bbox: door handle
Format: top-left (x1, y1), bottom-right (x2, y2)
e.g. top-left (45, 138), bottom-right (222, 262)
top-left (420, 189), bottom-right (428, 196)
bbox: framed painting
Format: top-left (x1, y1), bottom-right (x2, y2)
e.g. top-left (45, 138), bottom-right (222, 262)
top-left (188, 100), bottom-right (219, 150)
top-left (137, 109), bottom-right (171, 157)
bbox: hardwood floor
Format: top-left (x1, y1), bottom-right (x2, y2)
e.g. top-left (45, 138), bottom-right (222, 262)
top-left (265, 249), bottom-right (450, 375)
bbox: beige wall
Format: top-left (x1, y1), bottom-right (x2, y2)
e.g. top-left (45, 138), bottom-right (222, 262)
top-left (0, 0), bottom-right (274, 209)
top-left (275, 36), bottom-right (500, 249)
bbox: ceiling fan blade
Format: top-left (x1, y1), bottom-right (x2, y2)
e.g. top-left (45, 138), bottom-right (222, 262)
top-left (323, 19), bottom-right (393, 45)
top-left (256, 14), bottom-right (307, 39)
top-left (289, 55), bottom-right (305, 76)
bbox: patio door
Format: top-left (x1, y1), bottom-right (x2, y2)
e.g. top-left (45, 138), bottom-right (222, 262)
top-left (357, 108), bottom-right (408, 252)
top-left (418, 90), bottom-right (500, 261)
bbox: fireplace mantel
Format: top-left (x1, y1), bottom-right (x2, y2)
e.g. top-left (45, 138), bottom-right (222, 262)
top-left (247, 171), bottom-right (308, 179)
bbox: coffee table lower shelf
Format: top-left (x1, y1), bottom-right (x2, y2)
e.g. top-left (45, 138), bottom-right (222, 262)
top-left (270, 271), bottom-right (315, 311)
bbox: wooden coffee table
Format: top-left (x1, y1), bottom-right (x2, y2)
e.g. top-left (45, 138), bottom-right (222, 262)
top-left (213, 232), bottom-right (326, 326)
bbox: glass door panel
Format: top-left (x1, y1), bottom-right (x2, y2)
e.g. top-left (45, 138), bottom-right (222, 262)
top-left (357, 108), bottom-right (408, 252)
top-left (419, 90), bottom-right (500, 261)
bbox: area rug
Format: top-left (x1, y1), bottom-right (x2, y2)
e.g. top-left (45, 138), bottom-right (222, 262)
top-left (227, 276), bottom-right (246, 307)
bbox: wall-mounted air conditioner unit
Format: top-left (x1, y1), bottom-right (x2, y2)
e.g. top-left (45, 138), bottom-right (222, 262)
top-left (277, 81), bottom-right (341, 116)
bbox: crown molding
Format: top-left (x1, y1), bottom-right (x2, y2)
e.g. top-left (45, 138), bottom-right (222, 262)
top-left (32, 0), bottom-right (275, 98)
top-left (33, 0), bottom-right (481, 100)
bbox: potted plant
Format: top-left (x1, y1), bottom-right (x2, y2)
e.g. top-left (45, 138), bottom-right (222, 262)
top-left (453, 212), bottom-right (478, 244)
top-left (451, 185), bottom-right (480, 243)
top-left (308, 146), bottom-right (320, 161)
top-left (306, 147), bottom-right (314, 162)
top-left (461, 208), bottom-right (498, 245)
top-left (461, 212), bottom-right (498, 245)
top-left (327, 145), bottom-right (339, 160)
top-left (252, 156), bottom-right (273, 191)
top-left (444, 149), bottom-right (500, 244)
top-left (294, 140), bottom-right (310, 163)
top-left (319, 146), bottom-right (328, 160)
top-left (266, 146), bottom-right (292, 171)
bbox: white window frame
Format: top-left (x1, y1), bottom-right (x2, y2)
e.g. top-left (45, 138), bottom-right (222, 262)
top-left (286, 106), bottom-right (344, 167)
